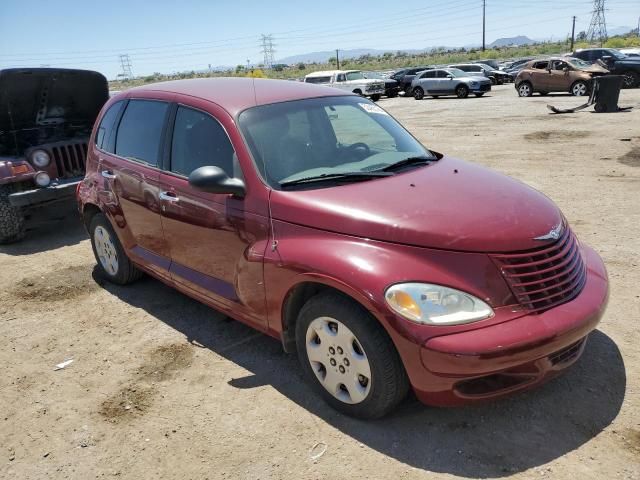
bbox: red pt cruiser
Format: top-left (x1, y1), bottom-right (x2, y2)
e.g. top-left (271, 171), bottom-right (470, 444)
top-left (77, 78), bottom-right (608, 418)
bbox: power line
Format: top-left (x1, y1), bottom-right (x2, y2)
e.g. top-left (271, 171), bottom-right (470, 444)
top-left (586, 0), bottom-right (608, 44)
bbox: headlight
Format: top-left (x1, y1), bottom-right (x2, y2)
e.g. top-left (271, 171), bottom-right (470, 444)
top-left (34, 171), bottom-right (51, 187)
top-left (385, 283), bottom-right (493, 325)
top-left (31, 149), bottom-right (50, 168)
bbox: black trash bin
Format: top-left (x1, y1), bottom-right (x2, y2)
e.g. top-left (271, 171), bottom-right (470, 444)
top-left (592, 75), bottom-right (623, 113)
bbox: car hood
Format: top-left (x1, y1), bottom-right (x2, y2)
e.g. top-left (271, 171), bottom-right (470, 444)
top-left (345, 78), bottom-right (382, 85)
top-left (581, 64), bottom-right (610, 73)
top-left (0, 68), bottom-right (109, 131)
top-left (270, 156), bottom-right (563, 253)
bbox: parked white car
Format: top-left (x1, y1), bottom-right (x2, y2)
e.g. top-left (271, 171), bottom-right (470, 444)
top-left (304, 70), bottom-right (385, 100)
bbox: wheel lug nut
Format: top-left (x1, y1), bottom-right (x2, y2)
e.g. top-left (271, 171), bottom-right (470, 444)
top-left (330, 358), bottom-right (336, 366)
top-left (337, 347), bottom-right (343, 354)
top-left (329, 347), bottom-right (335, 355)
top-left (339, 365), bottom-right (345, 373)
top-left (343, 358), bottom-right (350, 366)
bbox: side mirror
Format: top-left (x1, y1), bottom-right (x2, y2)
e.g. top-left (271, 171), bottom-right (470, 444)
top-left (189, 166), bottom-right (245, 197)
top-left (446, 74), bottom-right (454, 79)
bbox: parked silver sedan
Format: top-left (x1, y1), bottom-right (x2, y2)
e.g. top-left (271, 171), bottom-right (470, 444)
top-left (411, 68), bottom-right (492, 99)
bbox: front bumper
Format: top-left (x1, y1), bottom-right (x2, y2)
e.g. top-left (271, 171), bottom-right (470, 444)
top-left (407, 244), bottom-right (608, 406)
top-left (8, 178), bottom-right (80, 207)
top-left (470, 83), bottom-right (492, 93)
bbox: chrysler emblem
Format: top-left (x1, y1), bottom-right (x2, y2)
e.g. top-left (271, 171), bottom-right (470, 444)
top-left (534, 223), bottom-right (563, 241)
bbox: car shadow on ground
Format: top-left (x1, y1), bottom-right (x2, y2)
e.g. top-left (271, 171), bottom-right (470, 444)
top-left (96, 273), bottom-right (626, 478)
top-left (0, 202), bottom-right (86, 255)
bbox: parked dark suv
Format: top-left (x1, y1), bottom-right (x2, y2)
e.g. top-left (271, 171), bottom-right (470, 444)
top-left (78, 78), bottom-right (608, 419)
top-left (569, 48), bottom-right (640, 88)
top-left (0, 68), bottom-right (108, 243)
top-left (390, 66), bottom-right (432, 95)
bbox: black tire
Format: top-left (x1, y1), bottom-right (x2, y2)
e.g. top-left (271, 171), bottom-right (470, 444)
top-left (370, 94), bottom-right (381, 102)
top-left (295, 292), bottom-right (410, 419)
top-left (517, 81), bottom-right (533, 97)
top-left (0, 184), bottom-right (25, 244)
top-left (496, 77), bottom-right (504, 85)
top-left (538, 91), bottom-right (549, 96)
top-left (387, 91), bottom-right (398, 98)
top-left (413, 87), bottom-right (424, 100)
top-left (570, 80), bottom-right (589, 96)
top-left (490, 76), bottom-right (497, 85)
top-left (621, 71), bottom-right (639, 89)
top-left (456, 84), bottom-right (469, 98)
top-left (89, 213), bottom-right (142, 285)
top-left (474, 93), bottom-right (485, 97)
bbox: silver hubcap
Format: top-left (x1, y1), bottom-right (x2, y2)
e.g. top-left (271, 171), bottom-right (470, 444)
top-left (519, 84), bottom-right (530, 96)
top-left (94, 226), bottom-right (119, 276)
top-left (573, 83), bottom-right (587, 96)
top-left (305, 317), bottom-right (372, 404)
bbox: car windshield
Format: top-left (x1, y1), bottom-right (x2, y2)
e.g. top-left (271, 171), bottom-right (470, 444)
top-left (363, 71), bottom-right (382, 79)
top-left (345, 71), bottom-right (365, 81)
top-left (610, 50), bottom-right (627, 59)
top-left (567, 58), bottom-right (592, 68)
top-left (238, 96), bottom-right (435, 189)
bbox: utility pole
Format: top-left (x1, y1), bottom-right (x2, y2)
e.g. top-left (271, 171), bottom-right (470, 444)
top-left (570, 16), bottom-right (576, 50)
top-left (336, 49), bottom-right (340, 69)
top-left (118, 54), bottom-right (133, 81)
top-left (586, 0), bottom-right (607, 46)
top-left (481, 0), bottom-right (486, 51)
top-left (260, 34), bottom-right (275, 70)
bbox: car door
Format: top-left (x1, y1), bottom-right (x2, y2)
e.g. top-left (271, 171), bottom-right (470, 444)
top-left (158, 102), bottom-right (269, 329)
top-left (529, 60), bottom-right (550, 90)
top-left (547, 60), bottom-right (572, 91)
top-left (417, 70), bottom-right (437, 93)
top-left (436, 70), bottom-right (454, 93)
top-left (97, 95), bottom-right (172, 278)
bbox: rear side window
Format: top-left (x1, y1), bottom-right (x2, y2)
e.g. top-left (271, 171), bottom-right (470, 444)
top-left (95, 101), bottom-right (123, 152)
top-left (533, 61), bottom-right (549, 69)
top-left (170, 106), bottom-right (236, 177)
top-left (420, 71), bottom-right (436, 79)
top-left (115, 100), bottom-right (169, 166)
top-left (305, 76), bottom-right (331, 84)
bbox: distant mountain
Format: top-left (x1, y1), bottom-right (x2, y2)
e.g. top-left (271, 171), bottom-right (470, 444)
top-left (489, 36), bottom-right (535, 48)
top-left (608, 26), bottom-right (634, 36)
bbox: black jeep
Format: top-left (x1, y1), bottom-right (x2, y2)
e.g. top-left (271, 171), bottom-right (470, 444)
top-left (569, 48), bottom-right (640, 88)
top-left (0, 68), bottom-right (108, 243)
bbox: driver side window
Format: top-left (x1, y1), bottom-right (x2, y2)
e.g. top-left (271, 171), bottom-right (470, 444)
top-left (170, 106), bottom-right (236, 178)
top-left (336, 74), bottom-right (346, 82)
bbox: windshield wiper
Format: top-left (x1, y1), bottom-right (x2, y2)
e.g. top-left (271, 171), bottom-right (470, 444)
top-left (379, 156), bottom-right (434, 172)
top-left (280, 171), bottom-right (393, 188)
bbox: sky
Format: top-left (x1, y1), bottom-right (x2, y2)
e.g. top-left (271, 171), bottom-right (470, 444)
top-left (1, 0), bottom-right (638, 80)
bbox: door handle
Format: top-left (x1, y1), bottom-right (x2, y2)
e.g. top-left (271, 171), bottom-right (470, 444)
top-left (159, 191), bottom-right (179, 202)
top-left (101, 170), bottom-right (116, 179)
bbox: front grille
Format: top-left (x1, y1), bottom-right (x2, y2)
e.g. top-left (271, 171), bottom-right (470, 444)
top-left (48, 142), bottom-right (88, 179)
top-left (491, 225), bottom-right (587, 313)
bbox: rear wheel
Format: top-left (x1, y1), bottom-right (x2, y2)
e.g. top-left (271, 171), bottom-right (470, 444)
top-left (296, 292), bottom-right (409, 419)
top-left (370, 94), bottom-right (381, 102)
top-left (570, 81), bottom-right (588, 96)
top-left (517, 82), bottom-right (533, 97)
top-left (413, 87), bottom-right (425, 100)
top-left (89, 213), bottom-right (142, 285)
top-left (0, 184), bottom-right (25, 244)
top-left (621, 71), bottom-right (639, 88)
top-left (456, 84), bottom-right (469, 98)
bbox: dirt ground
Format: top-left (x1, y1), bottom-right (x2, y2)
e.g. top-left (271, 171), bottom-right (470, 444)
top-left (1, 85), bottom-right (639, 480)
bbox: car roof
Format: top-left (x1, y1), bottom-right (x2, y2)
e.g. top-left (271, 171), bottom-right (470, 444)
top-left (118, 77), bottom-right (351, 117)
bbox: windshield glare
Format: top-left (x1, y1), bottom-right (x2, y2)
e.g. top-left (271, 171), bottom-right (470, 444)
top-left (239, 96), bottom-right (433, 189)
top-left (345, 71), bottom-right (365, 81)
top-left (447, 68), bottom-right (466, 77)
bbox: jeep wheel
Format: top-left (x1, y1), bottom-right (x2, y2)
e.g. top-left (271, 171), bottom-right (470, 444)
top-left (370, 94), bottom-right (381, 102)
top-left (517, 82), bottom-right (533, 97)
top-left (456, 84), bottom-right (469, 98)
top-left (296, 292), bottom-right (409, 419)
top-left (0, 184), bottom-right (25, 244)
top-left (89, 213), bottom-right (142, 285)
top-left (622, 71), bottom-right (639, 89)
top-left (413, 87), bottom-right (425, 100)
top-left (571, 81), bottom-right (588, 96)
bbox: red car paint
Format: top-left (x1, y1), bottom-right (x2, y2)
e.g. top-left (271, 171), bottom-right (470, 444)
top-left (77, 78), bottom-right (608, 406)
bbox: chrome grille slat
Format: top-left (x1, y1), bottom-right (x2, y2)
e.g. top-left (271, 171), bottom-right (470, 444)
top-left (491, 225), bottom-right (587, 313)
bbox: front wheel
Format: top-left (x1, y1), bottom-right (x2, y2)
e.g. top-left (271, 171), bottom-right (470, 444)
top-left (517, 82), bottom-right (533, 97)
top-left (0, 184), bottom-right (25, 244)
top-left (622, 71), bottom-right (639, 88)
top-left (571, 81), bottom-right (588, 96)
top-left (296, 293), bottom-right (409, 419)
top-left (413, 87), bottom-right (424, 100)
top-left (370, 94), bottom-right (381, 102)
top-left (456, 84), bottom-right (469, 98)
top-left (89, 213), bottom-right (142, 285)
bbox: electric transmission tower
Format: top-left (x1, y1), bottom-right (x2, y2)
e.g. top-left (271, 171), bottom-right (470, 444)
top-left (119, 54), bottom-right (133, 80)
top-left (260, 34), bottom-right (275, 70)
top-left (586, 0), bottom-right (607, 45)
